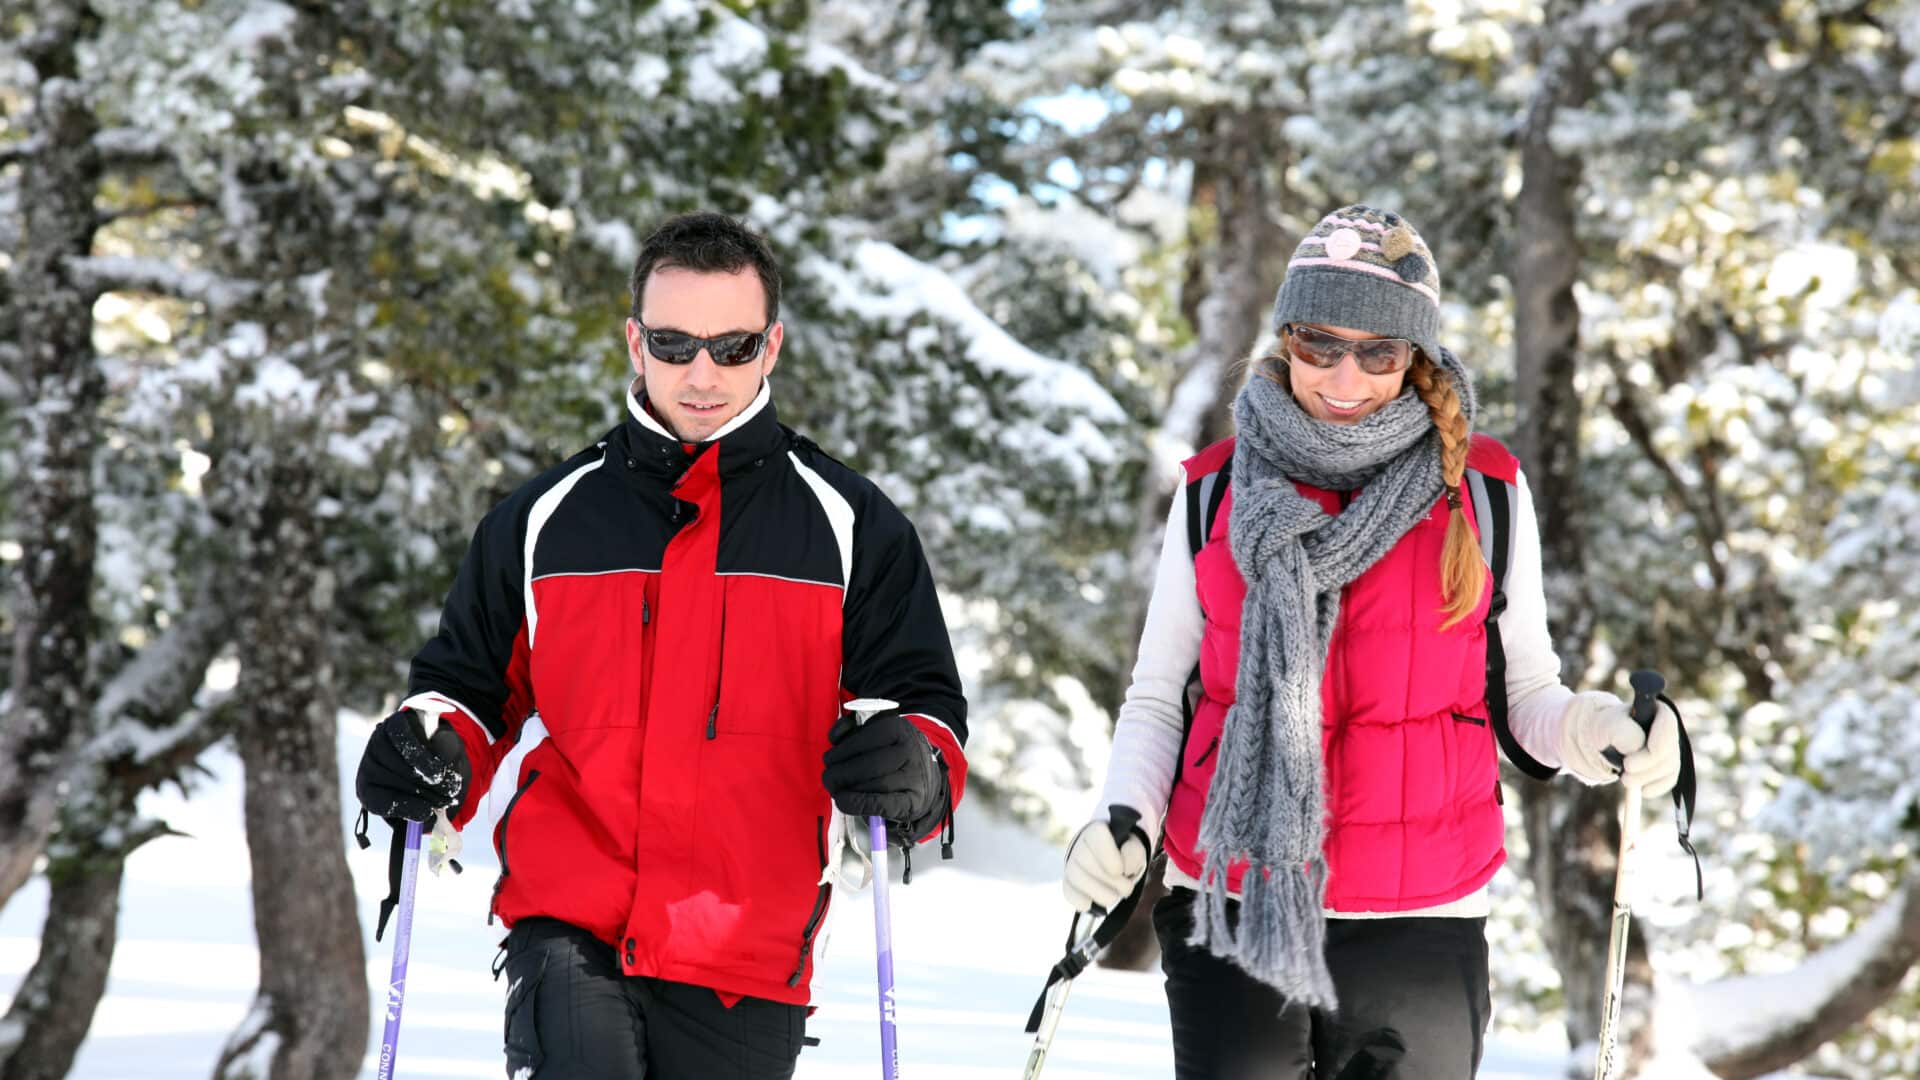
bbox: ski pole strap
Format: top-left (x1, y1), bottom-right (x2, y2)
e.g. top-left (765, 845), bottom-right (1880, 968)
top-left (1609, 671), bottom-right (1702, 900)
top-left (1022, 873), bottom-right (1147, 1034)
top-left (1663, 691), bottom-right (1702, 900)
top-left (375, 817), bottom-right (409, 941)
top-left (1023, 807), bottom-right (1149, 1034)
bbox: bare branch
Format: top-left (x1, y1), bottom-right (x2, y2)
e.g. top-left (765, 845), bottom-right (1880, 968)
top-left (1607, 355), bottom-right (1729, 585)
top-left (94, 195), bottom-right (210, 229)
top-left (68, 254), bottom-right (259, 310)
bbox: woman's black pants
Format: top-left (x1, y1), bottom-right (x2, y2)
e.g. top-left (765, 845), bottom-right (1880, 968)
top-left (1155, 886), bottom-right (1492, 1080)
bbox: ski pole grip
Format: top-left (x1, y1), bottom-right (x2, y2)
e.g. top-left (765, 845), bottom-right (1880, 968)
top-left (1106, 804), bottom-right (1142, 848)
top-left (1603, 669), bottom-right (1667, 771)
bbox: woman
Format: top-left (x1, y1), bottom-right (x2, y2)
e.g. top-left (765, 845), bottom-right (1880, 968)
top-left (1062, 204), bottom-right (1682, 1079)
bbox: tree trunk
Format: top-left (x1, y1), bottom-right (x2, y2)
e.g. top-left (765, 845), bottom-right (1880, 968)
top-left (1508, 5), bottom-right (1656, 1070)
top-left (1521, 784), bottom-right (1653, 1070)
top-left (0, 800), bottom-right (162, 1080)
top-left (0, 0), bottom-right (103, 912)
top-left (1104, 111), bottom-right (1292, 973)
top-left (1190, 112), bottom-right (1290, 452)
top-left (214, 449), bottom-right (368, 1080)
top-left (0, 585), bottom-right (229, 1080)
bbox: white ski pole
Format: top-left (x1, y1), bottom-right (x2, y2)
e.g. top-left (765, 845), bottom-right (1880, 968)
top-left (1593, 669), bottom-right (1665, 1080)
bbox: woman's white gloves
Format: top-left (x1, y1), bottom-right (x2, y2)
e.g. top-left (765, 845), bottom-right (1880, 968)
top-left (1062, 811), bottom-right (1150, 912)
top-left (1558, 690), bottom-right (1682, 797)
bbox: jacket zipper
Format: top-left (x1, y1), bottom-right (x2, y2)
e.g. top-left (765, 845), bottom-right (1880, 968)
top-left (488, 769), bottom-right (542, 925)
top-left (937, 754), bottom-right (956, 861)
top-left (706, 600), bottom-right (726, 739)
top-left (788, 815), bottom-right (833, 987)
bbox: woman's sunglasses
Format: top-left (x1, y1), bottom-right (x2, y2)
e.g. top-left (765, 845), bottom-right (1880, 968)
top-left (1283, 323), bottom-right (1415, 376)
top-left (633, 319), bottom-right (773, 366)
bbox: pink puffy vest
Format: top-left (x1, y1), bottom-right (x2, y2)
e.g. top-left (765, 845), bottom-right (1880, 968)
top-left (1163, 434), bottom-right (1521, 911)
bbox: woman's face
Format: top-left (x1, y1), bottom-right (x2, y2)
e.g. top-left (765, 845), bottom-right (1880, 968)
top-left (1284, 323), bottom-right (1411, 423)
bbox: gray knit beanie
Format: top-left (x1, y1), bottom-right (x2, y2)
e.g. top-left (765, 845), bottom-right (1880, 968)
top-left (1270, 204), bottom-right (1444, 368)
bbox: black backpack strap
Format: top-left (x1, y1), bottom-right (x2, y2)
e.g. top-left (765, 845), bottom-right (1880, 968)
top-left (1167, 460), bottom-right (1231, 806)
top-left (1187, 461), bottom-right (1230, 563)
top-left (1464, 469), bottom-right (1556, 781)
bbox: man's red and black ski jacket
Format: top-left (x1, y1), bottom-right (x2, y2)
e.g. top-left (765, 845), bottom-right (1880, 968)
top-left (404, 383), bottom-right (968, 1006)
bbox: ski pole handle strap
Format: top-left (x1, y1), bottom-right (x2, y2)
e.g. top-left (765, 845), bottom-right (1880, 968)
top-left (1603, 670), bottom-right (1702, 900)
top-left (1024, 808), bottom-right (1150, 1033)
top-left (1665, 691), bottom-right (1702, 900)
top-left (374, 818), bottom-right (410, 941)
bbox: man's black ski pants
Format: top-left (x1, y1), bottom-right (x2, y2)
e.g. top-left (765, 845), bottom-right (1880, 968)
top-left (499, 917), bottom-right (807, 1079)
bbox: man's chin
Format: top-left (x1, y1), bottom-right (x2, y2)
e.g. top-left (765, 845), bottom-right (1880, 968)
top-left (664, 406), bottom-right (736, 442)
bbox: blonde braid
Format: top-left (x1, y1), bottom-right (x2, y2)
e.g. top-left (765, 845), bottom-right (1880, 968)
top-left (1407, 357), bottom-right (1485, 628)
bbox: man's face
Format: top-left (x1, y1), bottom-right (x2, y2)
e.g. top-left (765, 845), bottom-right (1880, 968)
top-left (627, 266), bottom-right (782, 443)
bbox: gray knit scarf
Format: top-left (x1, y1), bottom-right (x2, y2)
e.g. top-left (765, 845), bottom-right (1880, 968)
top-left (1191, 353), bottom-right (1476, 1008)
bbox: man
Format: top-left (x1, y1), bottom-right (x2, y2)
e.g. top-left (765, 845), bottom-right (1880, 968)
top-left (354, 212), bottom-right (967, 1079)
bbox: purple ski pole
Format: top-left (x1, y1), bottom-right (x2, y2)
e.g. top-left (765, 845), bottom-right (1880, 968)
top-left (376, 819), bottom-right (424, 1080)
top-left (846, 698), bottom-right (903, 1080)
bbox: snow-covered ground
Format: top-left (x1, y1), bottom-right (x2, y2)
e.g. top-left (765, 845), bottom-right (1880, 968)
top-left (0, 715), bottom-right (1588, 1078)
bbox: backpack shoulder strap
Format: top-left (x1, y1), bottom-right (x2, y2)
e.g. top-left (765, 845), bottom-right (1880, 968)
top-left (1165, 448), bottom-right (1232, 825)
top-left (1465, 466), bottom-right (1557, 782)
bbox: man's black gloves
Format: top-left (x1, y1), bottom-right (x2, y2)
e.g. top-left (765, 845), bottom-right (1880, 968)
top-left (355, 709), bottom-right (471, 823)
top-left (822, 709), bottom-right (946, 843)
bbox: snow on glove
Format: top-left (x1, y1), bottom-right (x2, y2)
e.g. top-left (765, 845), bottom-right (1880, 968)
top-left (1061, 810), bottom-right (1150, 913)
top-left (821, 709), bottom-right (942, 840)
top-left (355, 708), bottom-right (470, 823)
top-left (1558, 690), bottom-right (1653, 787)
top-left (1622, 707), bottom-right (1682, 799)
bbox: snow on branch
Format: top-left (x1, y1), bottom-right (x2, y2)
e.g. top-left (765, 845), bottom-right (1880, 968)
top-left (70, 255), bottom-right (259, 310)
top-left (91, 127), bottom-right (172, 167)
top-left (1559, 0), bottom-right (1700, 48)
top-left (86, 582), bottom-right (231, 783)
top-left (0, 137), bottom-right (44, 168)
top-left (1691, 878), bottom-right (1920, 1079)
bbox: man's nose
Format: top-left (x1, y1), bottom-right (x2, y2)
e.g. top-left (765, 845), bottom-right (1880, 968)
top-left (683, 348), bottom-right (722, 383)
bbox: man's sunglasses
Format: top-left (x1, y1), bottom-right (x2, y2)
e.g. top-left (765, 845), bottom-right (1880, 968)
top-left (1282, 323), bottom-right (1416, 376)
top-left (633, 319), bottom-right (773, 366)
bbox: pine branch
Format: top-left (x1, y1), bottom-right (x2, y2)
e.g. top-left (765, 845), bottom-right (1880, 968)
top-left (0, 136), bottom-right (44, 168)
top-left (90, 127), bottom-right (171, 168)
top-left (68, 254), bottom-right (260, 310)
top-left (86, 573), bottom-right (233, 791)
top-left (94, 195), bottom-right (210, 229)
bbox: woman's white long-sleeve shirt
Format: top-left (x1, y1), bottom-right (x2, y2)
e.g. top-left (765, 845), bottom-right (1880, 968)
top-left (1093, 471), bottom-right (1573, 918)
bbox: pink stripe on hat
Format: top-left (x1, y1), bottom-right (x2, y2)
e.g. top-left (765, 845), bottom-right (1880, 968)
top-left (1324, 215), bottom-right (1392, 234)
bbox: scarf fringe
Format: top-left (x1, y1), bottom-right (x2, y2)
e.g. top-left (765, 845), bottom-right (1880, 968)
top-left (1188, 854), bottom-right (1339, 1011)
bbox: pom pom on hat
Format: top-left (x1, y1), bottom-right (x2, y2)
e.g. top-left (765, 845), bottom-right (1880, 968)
top-left (1383, 222), bottom-right (1418, 262)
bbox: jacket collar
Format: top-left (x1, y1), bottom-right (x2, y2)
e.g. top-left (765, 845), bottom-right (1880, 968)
top-left (622, 378), bottom-right (787, 479)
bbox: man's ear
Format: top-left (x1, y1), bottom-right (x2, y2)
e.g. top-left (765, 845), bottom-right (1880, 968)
top-left (760, 320), bottom-right (784, 376)
top-left (625, 318), bottom-right (647, 378)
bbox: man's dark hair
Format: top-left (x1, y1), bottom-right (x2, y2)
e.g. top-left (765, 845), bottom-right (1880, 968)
top-left (629, 212), bottom-right (782, 326)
